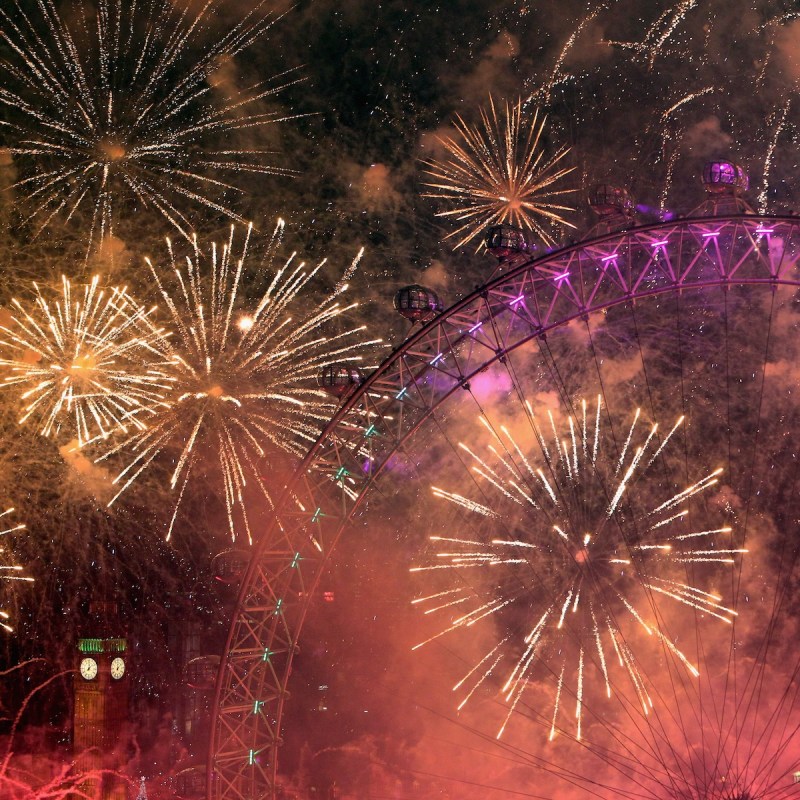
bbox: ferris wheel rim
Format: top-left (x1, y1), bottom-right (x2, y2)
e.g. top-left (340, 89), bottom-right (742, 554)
top-left (209, 211), bottom-right (800, 800)
top-left (313, 212), bottom-right (800, 464)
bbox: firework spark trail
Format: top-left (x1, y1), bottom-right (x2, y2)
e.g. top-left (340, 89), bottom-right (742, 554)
top-left (592, 606), bottom-right (611, 697)
top-left (0, 276), bottom-right (168, 445)
top-left (100, 222), bottom-right (379, 543)
top-left (411, 397), bottom-right (743, 740)
top-left (758, 100), bottom-right (791, 214)
top-left (658, 144), bottom-right (682, 215)
top-left (0, 508), bottom-right (32, 633)
top-left (528, 3), bottom-right (609, 105)
top-left (454, 638), bottom-right (507, 708)
top-left (0, 0), bottom-right (299, 249)
top-left (643, 0), bottom-right (699, 69)
top-left (660, 88), bottom-right (715, 123)
top-left (603, 7), bottom-right (696, 67)
top-left (422, 98), bottom-right (576, 250)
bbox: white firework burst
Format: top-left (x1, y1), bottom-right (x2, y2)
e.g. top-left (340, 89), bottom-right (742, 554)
top-left (0, 0), bottom-right (297, 248)
top-left (411, 397), bottom-right (744, 741)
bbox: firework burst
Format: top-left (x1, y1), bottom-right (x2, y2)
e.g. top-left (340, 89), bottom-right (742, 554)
top-left (0, 0), bottom-right (297, 248)
top-left (422, 98), bottom-right (576, 250)
top-left (103, 221), bottom-right (379, 543)
top-left (411, 397), bottom-right (744, 741)
top-left (0, 276), bottom-right (168, 446)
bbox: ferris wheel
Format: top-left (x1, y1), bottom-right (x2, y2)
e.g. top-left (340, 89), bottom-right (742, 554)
top-left (208, 166), bottom-right (800, 800)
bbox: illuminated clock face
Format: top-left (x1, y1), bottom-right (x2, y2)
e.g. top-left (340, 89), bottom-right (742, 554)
top-left (110, 657), bottom-right (125, 680)
top-left (79, 657), bottom-right (98, 680)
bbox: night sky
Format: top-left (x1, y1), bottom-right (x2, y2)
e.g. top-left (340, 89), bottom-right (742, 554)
top-left (2, 1), bottom-right (800, 799)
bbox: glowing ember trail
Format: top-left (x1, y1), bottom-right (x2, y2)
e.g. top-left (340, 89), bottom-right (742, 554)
top-left (422, 98), bottom-right (576, 250)
top-left (411, 396), bottom-right (744, 739)
top-left (0, 507), bottom-right (33, 633)
top-left (0, 276), bottom-right (167, 445)
top-left (102, 221), bottom-right (380, 543)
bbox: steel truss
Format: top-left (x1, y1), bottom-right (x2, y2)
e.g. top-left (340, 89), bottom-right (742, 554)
top-left (208, 214), bottom-right (800, 800)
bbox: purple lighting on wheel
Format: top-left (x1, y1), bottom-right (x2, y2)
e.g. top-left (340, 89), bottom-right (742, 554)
top-left (469, 321), bottom-right (483, 333)
top-left (756, 228), bottom-right (774, 234)
top-left (554, 271), bottom-right (570, 281)
top-left (652, 240), bottom-right (669, 247)
top-left (702, 231), bottom-right (720, 238)
top-left (510, 294), bottom-right (525, 306)
top-left (637, 203), bottom-right (676, 220)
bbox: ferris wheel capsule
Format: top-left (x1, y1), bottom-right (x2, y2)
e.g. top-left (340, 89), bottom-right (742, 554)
top-left (317, 364), bottom-right (364, 399)
top-left (186, 655), bottom-right (221, 690)
top-left (393, 284), bottom-right (444, 323)
top-left (212, 549), bottom-right (250, 585)
top-left (588, 184), bottom-right (635, 218)
top-left (702, 160), bottom-right (749, 195)
top-left (696, 160), bottom-right (753, 215)
top-left (485, 224), bottom-right (533, 259)
top-left (587, 184), bottom-right (636, 236)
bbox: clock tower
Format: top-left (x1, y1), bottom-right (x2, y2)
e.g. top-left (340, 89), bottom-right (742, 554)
top-left (73, 602), bottom-right (130, 800)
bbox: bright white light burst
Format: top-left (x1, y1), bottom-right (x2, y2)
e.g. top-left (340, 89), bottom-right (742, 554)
top-left (0, 276), bottom-right (167, 445)
top-left (0, 0), bottom-right (297, 248)
top-left (104, 221), bottom-right (379, 543)
top-left (411, 397), bottom-right (744, 741)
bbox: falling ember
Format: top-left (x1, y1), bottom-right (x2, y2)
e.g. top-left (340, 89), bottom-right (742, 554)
top-left (422, 98), bottom-right (576, 250)
top-left (0, 0), bottom-right (299, 250)
top-left (0, 276), bottom-right (168, 445)
top-left (411, 397), bottom-right (742, 740)
top-left (101, 221), bottom-right (380, 543)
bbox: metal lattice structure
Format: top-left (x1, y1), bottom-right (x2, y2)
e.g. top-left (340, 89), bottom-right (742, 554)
top-left (208, 214), bottom-right (800, 800)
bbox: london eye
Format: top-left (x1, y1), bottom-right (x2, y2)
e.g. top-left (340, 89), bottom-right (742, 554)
top-left (209, 163), bottom-right (800, 800)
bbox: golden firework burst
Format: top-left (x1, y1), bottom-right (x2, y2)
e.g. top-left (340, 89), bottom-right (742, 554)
top-left (0, 276), bottom-right (168, 445)
top-left (412, 398), bottom-right (743, 740)
top-left (103, 221), bottom-right (380, 543)
top-left (423, 98), bottom-right (576, 250)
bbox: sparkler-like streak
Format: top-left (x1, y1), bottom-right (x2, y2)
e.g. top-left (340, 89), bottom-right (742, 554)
top-left (660, 88), bottom-right (715, 123)
top-left (103, 221), bottom-right (379, 543)
top-left (422, 98), bottom-right (576, 250)
top-left (534, 4), bottom-right (608, 105)
top-left (411, 397), bottom-right (744, 740)
top-left (0, 507), bottom-right (32, 634)
top-left (643, 0), bottom-right (698, 69)
top-left (0, 0), bottom-right (298, 249)
top-left (0, 276), bottom-right (167, 445)
top-left (758, 100), bottom-right (791, 214)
